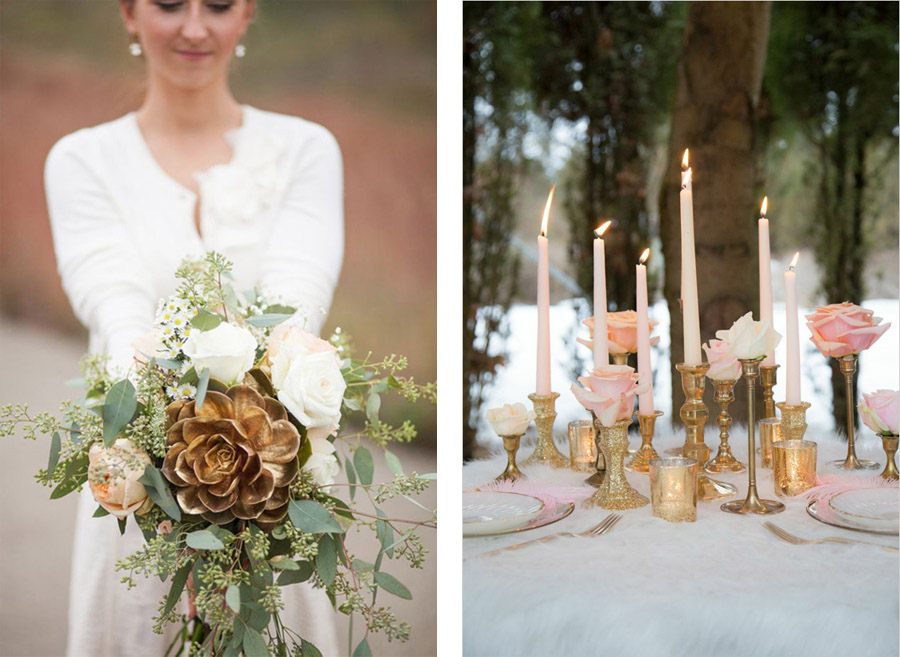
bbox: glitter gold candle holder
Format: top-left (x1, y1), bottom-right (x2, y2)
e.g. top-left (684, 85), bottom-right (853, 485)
top-left (775, 401), bottom-right (811, 440)
top-left (881, 435), bottom-right (899, 481)
top-left (705, 379), bottom-right (744, 474)
top-left (772, 440), bottom-right (818, 497)
top-left (722, 357), bottom-right (785, 515)
top-left (584, 417), bottom-right (648, 510)
top-left (650, 457), bottom-right (699, 522)
top-left (677, 363), bottom-right (736, 500)
top-left (525, 392), bottom-right (567, 468)
top-left (628, 410), bottom-right (663, 473)
top-left (758, 418), bottom-right (782, 468)
top-left (831, 354), bottom-right (879, 470)
top-left (760, 364), bottom-right (779, 419)
top-left (567, 420), bottom-right (597, 472)
top-left (496, 433), bottom-right (526, 482)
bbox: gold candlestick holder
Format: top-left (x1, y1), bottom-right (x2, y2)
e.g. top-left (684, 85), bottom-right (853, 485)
top-left (677, 363), bottom-right (736, 500)
top-left (524, 392), bottom-right (567, 468)
top-left (831, 354), bottom-right (879, 470)
top-left (627, 410), bottom-right (663, 473)
top-left (722, 357), bottom-right (785, 515)
top-left (584, 417), bottom-right (648, 509)
top-left (880, 435), bottom-right (899, 481)
top-left (760, 364), bottom-right (779, 419)
top-left (611, 352), bottom-right (631, 366)
top-left (775, 401), bottom-right (811, 440)
top-left (705, 379), bottom-right (744, 473)
top-left (496, 433), bottom-right (526, 482)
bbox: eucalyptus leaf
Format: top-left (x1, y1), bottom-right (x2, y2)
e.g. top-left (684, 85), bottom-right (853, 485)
top-left (288, 500), bottom-right (342, 534)
top-left (47, 431), bottom-right (61, 476)
top-left (102, 379), bottom-right (137, 447)
top-left (190, 309), bottom-right (223, 331)
top-left (225, 584), bottom-right (241, 613)
top-left (277, 561), bottom-right (314, 586)
top-left (384, 449), bottom-right (403, 476)
top-left (269, 556), bottom-right (300, 571)
top-left (139, 464), bottom-right (181, 521)
top-left (153, 358), bottom-right (183, 370)
top-left (247, 368), bottom-right (275, 397)
top-left (179, 367), bottom-right (199, 386)
top-left (241, 626), bottom-right (269, 657)
top-left (195, 368), bottom-right (210, 412)
top-left (353, 447), bottom-right (374, 486)
top-left (241, 601), bottom-right (270, 632)
top-left (374, 571), bottom-right (412, 600)
top-left (375, 509), bottom-right (394, 558)
top-left (163, 561), bottom-right (192, 616)
top-left (185, 529), bottom-right (224, 551)
top-left (316, 534), bottom-right (337, 586)
top-left (264, 304), bottom-right (296, 315)
top-left (352, 638), bottom-right (372, 657)
top-left (92, 505), bottom-right (110, 518)
top-left (345, 457), bottom-right (357, 502)
top-left (301, 640), bottom-right (323, 657)
top-left (246, 313), bottom-right (293, 328)
top-left (365, 392), bottom-right (381, 426)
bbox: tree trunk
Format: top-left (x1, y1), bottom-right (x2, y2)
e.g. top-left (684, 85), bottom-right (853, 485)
top-left (462, 27), bottom-right (477, 460)
top-left (660, 1), bottom-right (771, 423)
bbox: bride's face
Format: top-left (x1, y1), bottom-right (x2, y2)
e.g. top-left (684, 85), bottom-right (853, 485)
top-left (120, 0), bottom-right (254, 90)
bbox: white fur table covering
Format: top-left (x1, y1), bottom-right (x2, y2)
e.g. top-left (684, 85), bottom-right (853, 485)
top-left (463, 426), bottom-right (899, 657)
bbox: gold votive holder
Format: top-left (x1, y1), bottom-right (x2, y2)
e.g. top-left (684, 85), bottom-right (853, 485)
top-left (706, 379), bottom-right (744, 474)
top-left (775, 401), bottom-right (811, 441)
top-left (760, 364), bottom-right (779, 419)
top-left (772, 440), bottom-right (818, 497)
top-left (881, 435), bottom-right (899, 481)
top-left (568, 420), bottom-right (597, 472)
top-left (496, 433), bottom-right (526, 482)
top-left (584, 417), bottom-right (648, 510)
top-left (759, 418), bottom-right (783, 469)
top-left (650, 457), bottom-right (699, 523)
top-left (525, 392), bottom-right (567, 468)
top-left (628, 410), bottom-right (663, 473)
top-left (832, 354), bottom-right (879, 470)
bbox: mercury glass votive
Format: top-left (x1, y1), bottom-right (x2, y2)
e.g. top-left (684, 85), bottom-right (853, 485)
top-left (568, 420), bottom-right (597, 472)
top-left (759, 418), bottom-right (783, 469)
top-left (649, 457), bottom-right (699, 523)
top-left (773, 440), bottom-right (818, 497)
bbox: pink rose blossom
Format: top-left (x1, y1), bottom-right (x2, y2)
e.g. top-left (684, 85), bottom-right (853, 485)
top-left (806, 302), bottom-right (890, 357)
top-left (571, 364), bottom-right (647, 427)
top-left (580, 310), bottom-right (660, 355)
top-left (703, 339), bottom-right (742, 381)
top-left (858, 390), bottom-right (900, 436)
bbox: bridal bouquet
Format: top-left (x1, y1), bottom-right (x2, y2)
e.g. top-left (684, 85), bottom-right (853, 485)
top-left (1, 253), bottom-right (436, 657)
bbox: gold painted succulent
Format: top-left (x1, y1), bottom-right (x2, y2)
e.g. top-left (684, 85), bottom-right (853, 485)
top-left (162, 385), bottom-right (301, 526)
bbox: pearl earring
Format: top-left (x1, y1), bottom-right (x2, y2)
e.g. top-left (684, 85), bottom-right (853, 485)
top-left (129, 40), bottom-right (142, 57)
top-left (235, 43), bottom-right (246, 59)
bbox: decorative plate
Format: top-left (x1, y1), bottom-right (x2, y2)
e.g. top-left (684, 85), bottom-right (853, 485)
top-left (463, 491), bottom-right (544, 537)
top-left (463, 494), bottom-right (576, 538)
top-left (827, 488), bottom-right (900, 533)
top-left (807, 495), bottom-right (899, 536)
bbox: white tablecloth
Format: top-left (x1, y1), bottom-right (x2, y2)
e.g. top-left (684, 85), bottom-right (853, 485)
top-left (463, 426), bottom-right (899, 657)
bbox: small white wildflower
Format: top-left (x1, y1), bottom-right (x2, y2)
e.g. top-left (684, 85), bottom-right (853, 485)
top-left (161, 326), bottom-right (174, 338)
top-left (165, 385), bottom-right (178, 400)
top-left (177, 384), bottom-right (197, 399)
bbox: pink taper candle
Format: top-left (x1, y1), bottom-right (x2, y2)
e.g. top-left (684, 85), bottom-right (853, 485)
top-left (536, 187), bottom-right (554, 395)
top-left (679, 149), bottom-right (702, 365)
top-left (784, 252), bottom-right (801, 404)
top-left (758, 196), bottom-right (775, 366)
top-left (593, 220), bottom-right (612, 368)
top-left (636, 248), bottom-right (655, 414)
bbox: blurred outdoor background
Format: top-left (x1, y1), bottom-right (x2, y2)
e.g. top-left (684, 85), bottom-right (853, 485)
top-left (0, 2), bottom-right (436, 656)
top-left (464, 1), bottom-right (899, 458)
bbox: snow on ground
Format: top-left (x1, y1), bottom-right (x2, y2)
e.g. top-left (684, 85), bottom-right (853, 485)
top-left (475, 299), bottom-right (899, 451)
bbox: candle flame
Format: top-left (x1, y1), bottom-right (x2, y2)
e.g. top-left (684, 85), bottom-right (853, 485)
top-left (640, 248), bottom-right (650, 264)
top-left (761, 196), bottom-right (768, 217)
top-left (595, 219), bottom-right (612, 238)
top-left (681, 148), bottom-right (690, 170)
top-left (540, 186), bottom-right (555, 237)
top-left (789, 251), bottom-right (799, 269)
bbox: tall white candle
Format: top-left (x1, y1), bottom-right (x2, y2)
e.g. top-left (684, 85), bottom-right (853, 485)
top-left (593, 220), bottom-right (612, 368)
top-left (679, 149), bottom-right (702, 365)
top-left (758, 196), bottom-right (775, 366)
top-left (536, 187), bottom-right (554, 395)
top-left (636, 248), bottom-right (655, 414)
top-left (784, 252), bottom-right (801, 405)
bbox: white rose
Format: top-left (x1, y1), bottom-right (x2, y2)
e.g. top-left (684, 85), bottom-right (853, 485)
top-left (88, 438), bottom-right (152, 519)
top-left (486, 403), bottom-right (534, 436)
top-left (303, 429), bottom-right (340, 487)
top-left (714, 312), bottom-right (782, 360)
top-left (182, 322), bottom-right (257, 384)
top-left (268, 325), bottom-right (335, 385)
top-left (275, 350), bottom-right (346, 429)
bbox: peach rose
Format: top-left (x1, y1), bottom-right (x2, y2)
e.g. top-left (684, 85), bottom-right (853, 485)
top-left (580, 311), bottom-right (660, 355)
top-left (88, 438), bottom-right (152, 519)
top-left (703, 339), bottom-right (742, 381)
top-left (859, 390), bottom-right (900, 436)
top-left (806, 302), bottom-right (891, 357)
top-left (571, 364), bottom-right (646, 427)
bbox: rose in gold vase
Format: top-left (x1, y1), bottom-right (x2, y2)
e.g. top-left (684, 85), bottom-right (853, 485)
top-left (859, 390), bottom-right (900, 480)
top-left (807, 302), bottom-right (891, 470)
top-left (702, 339), bottom-right (744, 474)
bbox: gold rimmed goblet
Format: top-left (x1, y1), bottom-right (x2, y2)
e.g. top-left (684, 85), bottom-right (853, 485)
top-left (705, 379), bottom-right (745, 474)
top-left (627, 410), bottom-right (663, 473)
top-left (524, 392), bottom-right (567, 468)
top-left (721, 356), bottom-right (785, 515)
top-left (495, 432), bottom-right (526, 482)
top-left (880, 434), bottom-right (899, 481)
top-left (831, 354), bottom-right (879, 470)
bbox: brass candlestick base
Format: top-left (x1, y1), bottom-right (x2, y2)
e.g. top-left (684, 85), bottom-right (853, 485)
top-left (776, 401), bottom-right (811, 440)
top-left (722, 357), bottom-right (785, 516)
top-left (611, 352), bottom-right (631, 366)
top-left (524, 392), bottom-right (567, 468)
top-left (627, 411), bottom-right (663, 473)
top-left (584, 418), bottom-right (648, 509)
top-left (831, 354), bottom-right (879, 470)
top-left (496, 433), bottom-right (525, 482)
top-left (760, 365), bottom-right (779, 419)
top-left (706, 379), bottom-right (744, 474)
top-left (881, 435), bottom-right (899, 481)
top-left (677, 363), bottom-right (736, 500)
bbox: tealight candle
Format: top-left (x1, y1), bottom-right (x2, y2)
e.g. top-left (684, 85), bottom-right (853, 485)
top-left (649, 457), bottom-right (699, 522)
top-left (567, 420), bottom-right (597, 472)
top-left (773, 440), bottom-right (817, 496)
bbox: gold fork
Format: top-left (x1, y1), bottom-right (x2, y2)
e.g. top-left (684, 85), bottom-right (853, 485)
top-left (476, 513), bottom-right (622, 557)
top-left (763, 522), bottom-right (899, 552)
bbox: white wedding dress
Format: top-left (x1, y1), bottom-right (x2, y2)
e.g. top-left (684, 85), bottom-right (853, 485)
top-left (45, 105), bottom-right (343, 657)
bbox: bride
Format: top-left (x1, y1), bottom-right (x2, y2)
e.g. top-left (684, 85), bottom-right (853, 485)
top-left (44, 0), bottom-right (342, 654)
